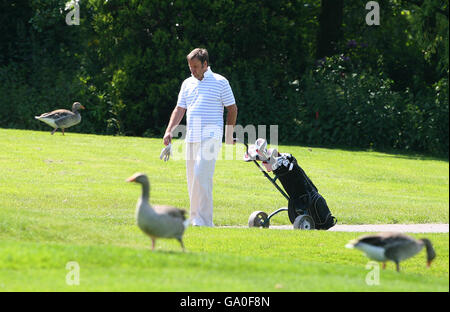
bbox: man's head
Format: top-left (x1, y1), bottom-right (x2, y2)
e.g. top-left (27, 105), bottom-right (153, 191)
top-left (187, 48), bottom-right (209, 80)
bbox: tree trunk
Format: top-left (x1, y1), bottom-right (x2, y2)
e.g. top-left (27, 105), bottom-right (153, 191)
top-left (316, 0), bottom-right (344, 59)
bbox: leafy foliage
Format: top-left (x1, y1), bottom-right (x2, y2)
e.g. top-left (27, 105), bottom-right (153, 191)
top-left (296, 52), bottom-right (448, 156)
top-left (0, 0), bottom-right (447, 157)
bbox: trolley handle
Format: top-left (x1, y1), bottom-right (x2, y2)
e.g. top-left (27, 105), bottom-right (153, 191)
top-left (237, 138), bottom-right (290, 201)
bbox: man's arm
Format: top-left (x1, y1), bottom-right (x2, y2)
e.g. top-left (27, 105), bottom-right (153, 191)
top-left (163, 106), bottom-right (187, 146)
top-left (224, 104), bottom-right (238, 144)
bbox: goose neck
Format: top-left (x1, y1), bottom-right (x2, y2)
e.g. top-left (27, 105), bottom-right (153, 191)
top-left (140, 181), bottom-right (150, 202)
top-left (421, 238), bottom-right (436, 264)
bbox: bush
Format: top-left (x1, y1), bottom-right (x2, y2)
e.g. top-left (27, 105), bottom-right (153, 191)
top-left (0, 0), bottom-right (447, 158)
top-left (295, 54), bottom-right (449, 157)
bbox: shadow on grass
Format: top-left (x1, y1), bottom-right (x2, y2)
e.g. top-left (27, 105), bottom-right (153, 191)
top-left (280, 141), bottom-right (449, 162)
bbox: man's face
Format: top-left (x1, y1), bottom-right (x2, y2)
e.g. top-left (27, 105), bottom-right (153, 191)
top-left (188, 58), bottom-right (208, 80)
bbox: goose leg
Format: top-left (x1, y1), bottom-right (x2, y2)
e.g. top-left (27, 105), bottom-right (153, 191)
top-left (51, 128), bottom-right (58, 135)
top-left (382, 262), bottom-right (386, 270)
top-left (151, 238), bottom-right (156, 250)
top-left (178, 238), bottom-right (185, 252)
top-left (395, 262), bottom-right (400, 272)
top-left (62, 128), bottom-right (65, 135)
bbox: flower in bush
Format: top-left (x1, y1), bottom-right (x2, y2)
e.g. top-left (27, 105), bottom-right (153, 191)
top-left (346, 39), bottom-right (357, 48)
top-left (316, 57), bottom-right (327, 67)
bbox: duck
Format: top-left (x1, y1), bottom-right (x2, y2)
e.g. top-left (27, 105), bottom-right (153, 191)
top-left (35, 102), bottom-right (85, 135)
top-left (126, 173), bottom-right (189, 251)
top-left (346, 232), bottom-right (436, 272)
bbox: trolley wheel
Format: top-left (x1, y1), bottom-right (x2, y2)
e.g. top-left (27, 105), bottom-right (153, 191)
top-left (248, 211), bottom-right (270, 228)
top-left (293, 215), bottom-right (315, 230)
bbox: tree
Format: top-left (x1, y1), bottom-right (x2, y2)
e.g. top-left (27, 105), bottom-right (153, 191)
top-left (316, 0), bottom-right (344, 59)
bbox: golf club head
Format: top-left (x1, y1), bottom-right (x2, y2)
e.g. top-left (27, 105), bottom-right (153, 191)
top-left (255, 138), bottom-right (269, 161)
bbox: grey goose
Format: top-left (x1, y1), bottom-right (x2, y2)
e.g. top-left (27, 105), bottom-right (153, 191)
top-left (35, 102), bottom-right (84, 135)
top-left (126, 173), bottom-right (189, 251)
top-left (346, 232), bottom-right (436, 272)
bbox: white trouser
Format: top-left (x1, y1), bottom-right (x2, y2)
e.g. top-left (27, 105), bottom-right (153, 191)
top-left (186, 138), bottom-right (222, 226)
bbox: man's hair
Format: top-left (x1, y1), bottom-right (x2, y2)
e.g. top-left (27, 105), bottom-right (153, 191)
top-left (187, 48), bottom-right (209, 65)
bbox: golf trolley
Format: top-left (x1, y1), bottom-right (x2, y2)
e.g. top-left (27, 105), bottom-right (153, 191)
top-left (242, 139), bottom-right (337, 230)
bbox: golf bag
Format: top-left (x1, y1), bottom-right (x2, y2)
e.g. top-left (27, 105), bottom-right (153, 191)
top-left (272, 153), bottom-right (337, 230)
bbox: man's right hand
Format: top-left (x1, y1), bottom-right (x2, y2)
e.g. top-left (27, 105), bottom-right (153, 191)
top-left (163, 106), bottom-right (186, 146)
top-left (163, 132), bottom-right (172, 146)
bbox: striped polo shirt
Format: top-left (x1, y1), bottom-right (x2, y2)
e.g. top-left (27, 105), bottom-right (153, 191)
top-left (177, 67), bottom-right (236, 143)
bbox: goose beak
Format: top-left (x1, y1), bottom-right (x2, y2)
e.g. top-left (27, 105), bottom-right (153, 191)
top-left (126, 177), bottom-right (135, 182)
top-left (80, 105), bottom-right (85, 109)
top-left (345, 240), bottom-right (357, 249)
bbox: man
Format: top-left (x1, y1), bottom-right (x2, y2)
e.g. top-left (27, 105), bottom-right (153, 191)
top-left (163, 48), bottom-right (238, 226)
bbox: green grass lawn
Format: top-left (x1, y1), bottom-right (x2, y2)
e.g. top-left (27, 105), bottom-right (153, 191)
top-left (0, 128), bottom-right (448, 291)
top-left (1, 230), bottom-right (448, 292)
